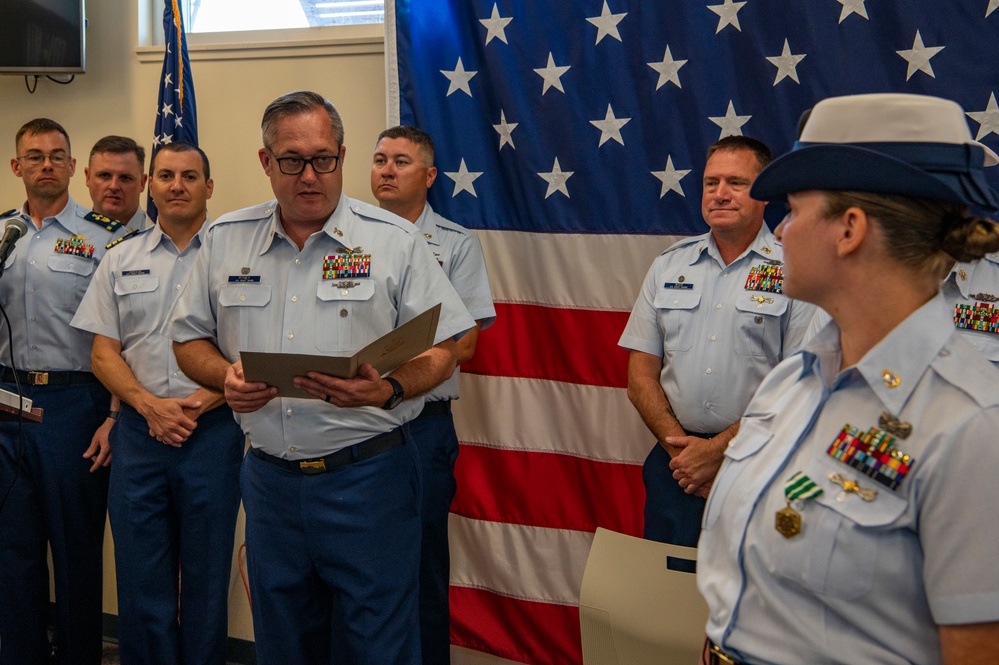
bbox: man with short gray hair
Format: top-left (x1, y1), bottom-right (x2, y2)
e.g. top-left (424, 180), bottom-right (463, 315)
top-left (168, 91), bottom-right (474, 664)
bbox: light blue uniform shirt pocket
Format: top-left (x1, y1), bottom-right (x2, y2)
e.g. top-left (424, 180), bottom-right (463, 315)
top-left (703, 416), bottom-right (774, 530)
top-left (733, 295), bottom-right (788, 359)
top-left (654, 289), bottom-right (700, 352)
top-left (114, 274), bottom-right (159, 333)
top-left (218, 284), bottom-right (272, 353)
top-left (315, 280), bottom-right (374, 352)
top-left (48, 253), bottom-right (94, 310)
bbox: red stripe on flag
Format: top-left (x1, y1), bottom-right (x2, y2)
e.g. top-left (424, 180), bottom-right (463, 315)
top-left (462, 303), bottom-right (631, 388)
top-left (452, 444), bottom-right (645, 536)
top-left (450, 586), bottom-right (581, 665)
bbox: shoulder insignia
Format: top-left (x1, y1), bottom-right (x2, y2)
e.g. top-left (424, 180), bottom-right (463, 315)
top-left (85, 211), bottom-right (126, 233)
top-left (105, 227), bottom-right (141, 250)
top-left (0, 209), bottom-right (18, 219)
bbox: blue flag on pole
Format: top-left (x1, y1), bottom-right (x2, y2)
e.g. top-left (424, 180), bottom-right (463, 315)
top-left (148, 0), bottom-right (199, 222)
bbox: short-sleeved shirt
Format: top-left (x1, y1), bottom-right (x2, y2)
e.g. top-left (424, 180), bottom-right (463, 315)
top-left (698, 293), bottom-right (999, 665)
top-left (167, 195), bottom-right (475, 458)
top-left (71, 222), bottom-right (207, 398)
top-left (0, 199), bottom-right (131, 371)
top-left (414, 204), bottom-right (495, 402)
top-left (943, 253), bottom-right (999, 366)
top-left (618, 224), bottom-right (814, 433)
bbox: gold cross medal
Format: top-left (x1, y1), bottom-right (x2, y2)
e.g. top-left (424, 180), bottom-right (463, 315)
top-left (776, 471), bottom-right (824, 539)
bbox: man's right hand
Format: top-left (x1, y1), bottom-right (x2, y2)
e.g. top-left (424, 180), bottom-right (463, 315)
top-left (224, 361), bottom-right (277, 413)
top-left (138, 396), bottom-right (202, 447)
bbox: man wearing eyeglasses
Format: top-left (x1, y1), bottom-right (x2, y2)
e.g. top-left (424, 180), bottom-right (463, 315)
top-left (0, 118), bottom-right (131, 665)
top-left (167, 91), bottom-right (474, 665)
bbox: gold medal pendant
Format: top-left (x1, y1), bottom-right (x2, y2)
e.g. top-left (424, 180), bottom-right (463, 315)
top-left (775, 504), bottom-right (802, 538)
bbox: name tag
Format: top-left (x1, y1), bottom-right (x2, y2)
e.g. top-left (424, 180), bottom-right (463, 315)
top-left (228, 275), bottom-right (262, 283)
top-left (122, 269), bottom-right (150, 276)
top-left (663, 282), bottom-right (693, 290)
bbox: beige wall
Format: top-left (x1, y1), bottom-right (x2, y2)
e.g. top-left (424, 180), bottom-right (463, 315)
top-left (10, 0), bottom-right (389, 643)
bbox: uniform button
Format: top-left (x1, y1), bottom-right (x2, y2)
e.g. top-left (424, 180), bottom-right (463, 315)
top-left (673, 299), bottom-right (679, 304)
top-left (340, 309), bottom-right (348, 317)
top-left (178, 257), bottom-right (184, 262)
top-left (30, 259), bottom-right (36, 265)
top-left (295, 258), bottom-right (301, 265)
top-left (29, 317), bottom-right (35, 322)
top-left (341, 290), bottom-right (349, 296)
top-left (69, 263), bottom-right (74, 268)
top-left (176, 284), bottom-right (182, 290)
top-left (704, 402), bottom-right (713, 409)
top-left (721, 272), bottom-right (728, 277)
top-left (172, 371), bottom-right (179, 377)
top-left (755, 315), bottom-right (763, 323)
top-left (288, 446), bottom-right (297, 453)
top-left (287, 332), bottom-right (294, 340)
top-left (710, 335), bottom-right (716, 342)
top-left (285, 409), bottom-right (293, 416)
top-left (239, 294), bottom-right (246, 301)
top-left (31, 345), bottom-right (38, 350)
top-left (291, 295), bottom-right (298, 303)
top-left (705, 368), bottom-right (712, 374)
top-left (716, 303), bottom-right (722, 309)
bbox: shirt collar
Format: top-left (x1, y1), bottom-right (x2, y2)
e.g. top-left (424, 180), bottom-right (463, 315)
top-left (414, 203), bottom-right (440, 245)
top-left (693, 223), bottom-right (778, 267)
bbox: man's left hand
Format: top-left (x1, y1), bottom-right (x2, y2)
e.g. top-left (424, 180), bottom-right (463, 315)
top-left (665, 435), bottom-right (726, 499)
top-left (294, 363), bottom-right (390, 408)
top-left (83, 417), bottom-right (115, 472)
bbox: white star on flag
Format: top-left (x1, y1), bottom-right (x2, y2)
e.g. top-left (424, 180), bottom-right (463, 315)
top-left (493, 110), bottom-right (518, 150)
top-left (652, 155), bottom-right (692, 198)
top-left (586, 1), bottom-right (627, 44)
top-left (648, 46), bottom-right (688, 90)
top-left (480, 4), bottom-right (512, 45)
top-left (590, 105), bottom-right (631, 147)
top-left (709, 100), bottom-right (752, 138)
top-left (967, 92), bottom-right (999, 140)
top-left (163, 73), bottom-right (173, 87)
top-left (538, 158), bottom-right (574, 198)
top-left (160, 133), bottom-right (173, 145)
top-left (988, 0), bottom-right (999, 18)
top-left (707, 0), bottom-right (747, 33)
top-left (441, 58), bottom-right (478, 97)
top-left (161, 103), bottom-right (173, 117)
top-left (534, 53), bottom-right (571, 94)
top-left (896, 30), bottom-right (944, 81)
top-left (444, 159), bottom-right (483, 197)
top-left (174, 116), bottom-right (183, 128)
top-left (837, 0), bottom-right (869, 22)
top-left (766, 39), bottom-right (807, 85)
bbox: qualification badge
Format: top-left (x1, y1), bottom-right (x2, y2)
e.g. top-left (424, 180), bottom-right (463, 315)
top-left (776, 471), bottom-right (823, 538)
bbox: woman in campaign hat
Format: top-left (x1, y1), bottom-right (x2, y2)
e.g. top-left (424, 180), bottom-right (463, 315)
top-left (696, 93), bottom-right (999, 665)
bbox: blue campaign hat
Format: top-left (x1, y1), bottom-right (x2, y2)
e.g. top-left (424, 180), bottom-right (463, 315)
top-left (751, 93), bottom-right (999, 211)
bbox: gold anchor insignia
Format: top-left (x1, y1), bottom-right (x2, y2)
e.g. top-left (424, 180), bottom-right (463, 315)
top-left (332, 227), bottom-right (344, 237)
top-left (761, 246), bottom-right (772, 254)
top-left (881, 369), bottom-right (901, 389)
top-left (959, 268), bottom-right (968, 281)
top-left (828, 472), bottom-right (878, 501)
top-left (878, 411), bottom-right (912, 439)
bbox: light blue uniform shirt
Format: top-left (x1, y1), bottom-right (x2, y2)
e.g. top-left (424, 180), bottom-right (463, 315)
top-left (166, 196), bottom-right (475, 458)
top-left (943, 253), bottom-right (999, 366)
top-left (618, 224), bottom-right (814, 433)
top-left (414, 204), bottom-right (495, 402)
top-left (698, 293), bottom-right (999, 665)
top-left (71, 222), bottom-right (207, 398)
top-left (0, 198), bottom-right (131, 371)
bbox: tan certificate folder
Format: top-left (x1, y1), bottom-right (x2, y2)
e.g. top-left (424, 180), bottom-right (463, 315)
top-left (239, 303), bottom-right (441, 399)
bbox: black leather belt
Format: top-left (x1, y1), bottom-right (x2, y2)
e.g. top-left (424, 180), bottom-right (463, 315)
top-left (706, 639), bottom-right (746, 665)
top-left (0, 367), bottom-right (98, 386)
top-left (250, 427), bottom-right (405, 475)
top-left (420, 400), bottom-right (451, 416)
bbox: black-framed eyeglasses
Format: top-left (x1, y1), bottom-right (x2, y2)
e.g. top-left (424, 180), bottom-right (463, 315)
top-left (17, 151), bottom-right (71, 168)
top-left (273, 154), bottom-right (340, 175)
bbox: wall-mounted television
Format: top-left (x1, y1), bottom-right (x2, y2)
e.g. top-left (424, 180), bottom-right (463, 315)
top-left (0, 0), bottom-right (86, 74)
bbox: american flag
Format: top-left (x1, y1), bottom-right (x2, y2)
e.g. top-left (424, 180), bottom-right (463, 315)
top-left (148, 0), bottom-right (199, 222)
top-left (386, 2), bottom-right (999, 663)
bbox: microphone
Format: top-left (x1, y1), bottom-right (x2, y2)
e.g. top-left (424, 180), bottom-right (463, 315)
top-left (0, 215), bottom-right (29, 277)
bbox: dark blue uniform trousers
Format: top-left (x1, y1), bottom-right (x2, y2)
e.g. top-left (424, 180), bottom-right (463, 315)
top-left (642, 442), bottom-right (706, 547)
top-left (109, 404), bottom-right (243, 665)
top-left (0, 380), bottom-right (111, 665)
top-left (241, 429), bottom-right (422, 665)
top-left (409, 402), bottom-right (459, 665)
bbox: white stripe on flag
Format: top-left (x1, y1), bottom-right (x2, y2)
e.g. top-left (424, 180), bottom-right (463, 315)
top-left (456, 374), bottom-right (650, 464)
top-left (449, 514), bottom-right (594, 606)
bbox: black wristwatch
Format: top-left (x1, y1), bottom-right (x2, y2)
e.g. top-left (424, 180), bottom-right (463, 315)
top-left (381, 376), bottom-right (404, 410)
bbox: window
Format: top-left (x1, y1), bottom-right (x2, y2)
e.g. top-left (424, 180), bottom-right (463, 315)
top-left (181, 0), bottom-right (384, 33)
